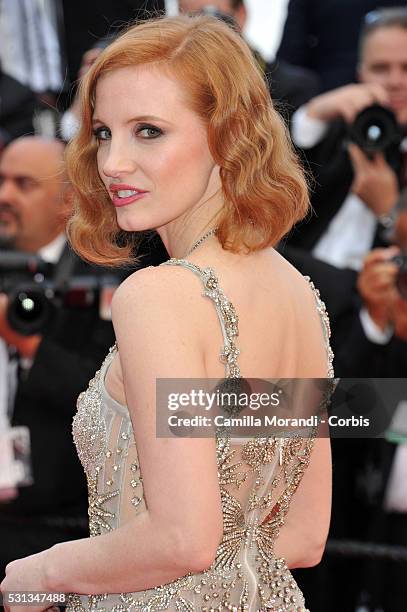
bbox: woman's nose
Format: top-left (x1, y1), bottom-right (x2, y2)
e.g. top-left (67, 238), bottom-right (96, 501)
top-left (101, 142), bottom-right (137, 179)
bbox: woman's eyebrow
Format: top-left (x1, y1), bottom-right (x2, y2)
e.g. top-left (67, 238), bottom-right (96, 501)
top-left (126, 114), bottom-right (172, 125)
top-left (91, 115), bottom-right (173, 126)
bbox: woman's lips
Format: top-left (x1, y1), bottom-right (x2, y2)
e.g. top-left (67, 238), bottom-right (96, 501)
top-left (112, 192), bottom-right (148, 207)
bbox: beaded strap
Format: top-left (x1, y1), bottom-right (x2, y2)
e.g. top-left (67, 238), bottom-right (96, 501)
top-left (304, 276), bottom-right (335, 379)
top-left (161, 258), bottom-right (241, 378)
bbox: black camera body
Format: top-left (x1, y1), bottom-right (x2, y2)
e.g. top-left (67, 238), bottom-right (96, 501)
top-left (348, 104), bottom-right (402, 155)
top-left (0, 251), bottom-right (120, 335)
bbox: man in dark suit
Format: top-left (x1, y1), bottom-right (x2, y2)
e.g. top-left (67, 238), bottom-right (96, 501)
top-left (179, 0), bottom-right (320, 119)
top-left (0, 66), bottom-right (36, 147)
top-left (0, 136), bottom-right (131, 578)
top-left (61, 0), bottom-right (165, 98)
top-left (277, 0), bottom-right (407, 93)
top-left (287, 8), bottom-right (407, 272)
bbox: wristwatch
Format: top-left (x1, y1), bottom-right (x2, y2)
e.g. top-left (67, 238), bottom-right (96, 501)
top-left (377, 209), bottom-right (397, 229)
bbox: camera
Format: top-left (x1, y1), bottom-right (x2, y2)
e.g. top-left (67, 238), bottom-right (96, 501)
top-left (348, 104), bottom-right (402, 154)
top-left (0, 251), bottom-right (120, 335)
top-left (392, 252), bottom-right (407, 300)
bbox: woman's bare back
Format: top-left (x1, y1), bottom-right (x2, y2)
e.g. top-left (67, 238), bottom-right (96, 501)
top-left (105, 246), bottom-right (330, 404)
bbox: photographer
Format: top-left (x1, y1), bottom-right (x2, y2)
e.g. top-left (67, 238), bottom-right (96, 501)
top-left (342, 243), bottom-right (407, 375)
top-left (0, 136), bottom-right (122, 578)
top-left (289, 7), bottom-right (407, 271)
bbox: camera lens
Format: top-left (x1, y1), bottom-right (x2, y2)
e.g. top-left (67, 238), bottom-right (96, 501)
top-left (349, 105), bottom-right (401, 154)
top-left (365, 123), bottom-right (383, 147)
top-left (6, 285), bottom-right (55, 335)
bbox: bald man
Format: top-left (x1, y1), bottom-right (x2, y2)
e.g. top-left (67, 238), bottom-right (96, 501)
top-left (0, 137), bottom-right (119, 576)
top-left (0, 137), bottom-right (73, 362)
top-left (0, 137), bottom-right (68, 253)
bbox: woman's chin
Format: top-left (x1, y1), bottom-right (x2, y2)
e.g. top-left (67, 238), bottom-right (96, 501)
top-left (116, 218), bottom-right (155, 233)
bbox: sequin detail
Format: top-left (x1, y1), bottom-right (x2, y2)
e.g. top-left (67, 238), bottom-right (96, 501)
top-left (304, 276), bottom-right (334, 378)
top-left (67, 261), bottom-right (334, 611)
top-left (87, 475), bottom-right (119, 537)
top-left (72, 344), bottom-right (119, 476)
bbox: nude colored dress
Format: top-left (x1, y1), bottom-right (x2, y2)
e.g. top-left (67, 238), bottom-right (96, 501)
top-left (66, 258), bottom-right (334, 612)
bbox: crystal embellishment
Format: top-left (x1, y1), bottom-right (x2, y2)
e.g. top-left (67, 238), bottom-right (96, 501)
top-left (67, 261), bottom-right (333, 611)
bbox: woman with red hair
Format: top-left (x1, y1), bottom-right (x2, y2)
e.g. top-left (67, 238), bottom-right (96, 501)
top-left (1, 15), bottom-right (333, 612)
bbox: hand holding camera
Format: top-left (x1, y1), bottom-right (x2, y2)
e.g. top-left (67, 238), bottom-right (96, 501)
top-left (348, 142), bottom-right (399, 215)
top-left (358, 246), bottom-right (407, 336)
top-left (306, 83), bottom-right (390, 124)
top-left (305, 82), bottom-right (402, 215)
top-left (357, 247), bottom-right (400, 330)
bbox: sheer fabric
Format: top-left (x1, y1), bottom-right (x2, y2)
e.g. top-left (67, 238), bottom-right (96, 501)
top-left (67, 258), bottom-right (334, 612)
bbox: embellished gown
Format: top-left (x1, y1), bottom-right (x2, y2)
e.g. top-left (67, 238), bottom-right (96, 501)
top-left (67, 258), bottom-right (334, 612)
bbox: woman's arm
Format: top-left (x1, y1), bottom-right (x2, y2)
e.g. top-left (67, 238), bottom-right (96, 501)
top-left (2, 266), bottom-right (224, 596)
top-left (274, 434), bottom-right (332, 568)
top-left (273, 275), bottom-right (333, 569)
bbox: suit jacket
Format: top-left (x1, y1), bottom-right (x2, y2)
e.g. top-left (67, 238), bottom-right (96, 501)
top-left (0, 70), bottom-right (36, 143)
top-left (61, 0), bottom-right (165, 93)
top-left (277, 0), bottom-right (407, 92)
top-left (265, 59), bottom-right (320, 121)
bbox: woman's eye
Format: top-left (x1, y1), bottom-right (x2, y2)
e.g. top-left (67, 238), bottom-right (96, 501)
top-left (137, 125), bottom-right (162, 139)
top-left (93, 127), bottom-right (111, 142)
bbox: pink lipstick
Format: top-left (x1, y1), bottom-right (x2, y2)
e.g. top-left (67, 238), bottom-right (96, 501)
top-left (109, 184), bottom-right (148, 208)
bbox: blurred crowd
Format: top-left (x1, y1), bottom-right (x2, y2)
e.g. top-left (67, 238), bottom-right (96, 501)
top-left (1, 1), bottom-right (407, 611)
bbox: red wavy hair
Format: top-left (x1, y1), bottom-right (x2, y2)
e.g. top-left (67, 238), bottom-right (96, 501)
top-left (66, 14), bottom-right (309, 265)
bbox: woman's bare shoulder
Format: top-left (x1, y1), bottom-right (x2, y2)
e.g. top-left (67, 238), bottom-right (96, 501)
top-left (269, 248), bottom-right (312, 286)
top-left (111, 262), bottom-right (210, 331)
top-left (113, 263), bottom-right (202, 300)
top-left (244, 248), bottom-right (319, 316)
top-left (110, 263), bottom-right (208, 380)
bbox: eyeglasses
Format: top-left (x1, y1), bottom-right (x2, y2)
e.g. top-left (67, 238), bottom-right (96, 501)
top-left (364, 7), bottom-right (407, 27)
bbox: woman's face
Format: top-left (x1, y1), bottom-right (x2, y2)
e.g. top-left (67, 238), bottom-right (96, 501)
top-left (93, 64), bottom-right (221, 233)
